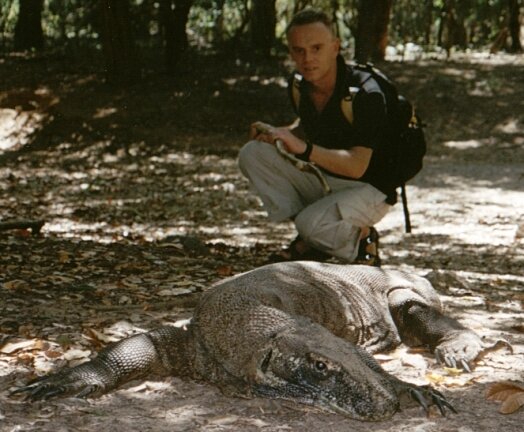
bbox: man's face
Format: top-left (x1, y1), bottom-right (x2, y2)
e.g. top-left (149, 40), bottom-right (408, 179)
top-left (287, 22), bottom-right (340, 85)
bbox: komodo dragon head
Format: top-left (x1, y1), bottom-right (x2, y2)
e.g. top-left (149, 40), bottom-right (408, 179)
top-left (248, 318), bottom-right (400, 421)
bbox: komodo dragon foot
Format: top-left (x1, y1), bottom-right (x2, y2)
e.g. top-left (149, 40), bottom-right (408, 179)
top-left (390, 380), bottom-right (457, 416)
top-left (11, 362), bottom-right (109, 401)
top-left (433, 330), bottom-right (483, 372)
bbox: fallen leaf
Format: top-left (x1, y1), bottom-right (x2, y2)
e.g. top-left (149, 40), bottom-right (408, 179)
top-left (63, 348), bottom-right (92, 361)
top-left (14, 229), bottom-right (31, 238)
top-left (33, 356), bottom-right (60, 374)
top-left (425, 372), bottom-right (446, 385)
top-left (84, 327), bottom-right (120, 345)
top-left (486, 381), bottom-right (524, 415)
top-left (425, 371), bottom-right (478, 388)
top-left (374, 353), bottom-right (395, 362)
top-left (400, 353), bottom-right (427, 370)
top-left (245, 418), bottom-right (270, 428)
top-left (2, 279), bottom-right (31, 291)
top-left (157, 288), bottom-right (194, 296)
top-left (44, 275), bottom-right (76, 285)
top-left (17, 352), bottom-right (35, 366)
top-left (0, 339), bottom-right (37, 354)
top-left (55, 335), bottom-right (74, 348)
top-left (500, 392), bottom-right (524, 414)
top-left (510, 324), bottom-right (524, 333)
top-left (487, 383), bottom-right (517, 401)
top-left (44, 350), bottom-right (63, 359)
top-left (443, 367), bottom-right (463, 376)
top-left (58, 250), bottom-right (71, 263)
top-left (216, 265), bottom-right (233, 276)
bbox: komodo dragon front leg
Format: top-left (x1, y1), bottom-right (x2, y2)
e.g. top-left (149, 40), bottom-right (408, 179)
top-left (389, 297), bottom-right (483, 372)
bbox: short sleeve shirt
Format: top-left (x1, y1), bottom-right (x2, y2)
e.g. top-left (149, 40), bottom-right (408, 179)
top-left (288, 55), bottom-right (397, 203)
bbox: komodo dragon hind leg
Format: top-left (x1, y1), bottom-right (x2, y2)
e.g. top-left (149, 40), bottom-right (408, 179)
top-left (11, 326), bottom-right (189, 401)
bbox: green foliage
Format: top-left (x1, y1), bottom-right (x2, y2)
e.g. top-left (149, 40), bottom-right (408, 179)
top-left (0, 0), bottom-right (519, 54)
top-left (0, 0), bottom-right (18, 48)
top-left (43, 1), bottom-right (97, 43)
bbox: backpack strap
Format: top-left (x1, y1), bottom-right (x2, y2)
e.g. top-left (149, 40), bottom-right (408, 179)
top-left (290, 71), bottom-right (360, 124)
top-left (340, 85), bottom-right (360, 123)
top-left (290, 73), bottom-right (303, 114)
top-left (400, 184), bottom-right (412, 233)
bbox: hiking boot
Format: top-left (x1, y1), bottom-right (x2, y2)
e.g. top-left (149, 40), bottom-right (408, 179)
top-left (354, 227), bottom-right (381, 267)
top-left (268, 236), bottom-right (330, 263)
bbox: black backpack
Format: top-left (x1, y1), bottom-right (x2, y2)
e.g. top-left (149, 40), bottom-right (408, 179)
top-left (290, 62), bottom-right (426, 233)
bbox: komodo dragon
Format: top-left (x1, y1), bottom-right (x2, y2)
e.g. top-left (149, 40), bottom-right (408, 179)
top-left (13, 262), bottom-right (484, 421)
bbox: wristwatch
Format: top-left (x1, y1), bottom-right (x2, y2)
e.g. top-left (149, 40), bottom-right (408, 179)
top-left (297, 140), bottom-right (313, 162)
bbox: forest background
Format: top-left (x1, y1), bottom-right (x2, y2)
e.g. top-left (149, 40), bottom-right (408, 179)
top-left (2, 0), bottom-right (523, 79)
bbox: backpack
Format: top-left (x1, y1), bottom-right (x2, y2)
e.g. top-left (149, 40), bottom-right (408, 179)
top-left (290, 63), bottom-right (426, 233)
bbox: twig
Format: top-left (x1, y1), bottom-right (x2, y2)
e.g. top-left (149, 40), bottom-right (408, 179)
top-left (0, 220), bottom-right (45, 235)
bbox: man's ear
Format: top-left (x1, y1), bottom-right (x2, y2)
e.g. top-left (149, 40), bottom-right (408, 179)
top-left (333, 37), bottom-right (341, 54)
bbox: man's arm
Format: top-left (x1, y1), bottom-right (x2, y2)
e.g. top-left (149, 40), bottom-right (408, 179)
top-left (308, 144), bottom-right (372, 179)
top-left (269, 127), bottom-right (373, 179)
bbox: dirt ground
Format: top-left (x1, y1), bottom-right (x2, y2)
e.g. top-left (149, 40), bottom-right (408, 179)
top-left (0, 49), bottom-right (523, 431)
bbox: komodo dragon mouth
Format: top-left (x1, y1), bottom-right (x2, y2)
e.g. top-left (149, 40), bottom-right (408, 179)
top-left (12, 262), bottom-right (483, 421)
top-left (248, 323), bottom-right (402, 421)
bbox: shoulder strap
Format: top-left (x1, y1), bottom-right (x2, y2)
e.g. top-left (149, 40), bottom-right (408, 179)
top-left (291, 71), bottom-right (360, 124)
top-left (290, 73), bottom-right (302, 114)
top-left (290, 66), bottom-right (379, 125)
top-left (340, 86), bottom-right (360, 124)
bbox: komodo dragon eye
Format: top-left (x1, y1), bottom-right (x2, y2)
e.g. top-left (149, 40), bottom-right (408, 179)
top-left (314, 361), bottom-right (327, 371)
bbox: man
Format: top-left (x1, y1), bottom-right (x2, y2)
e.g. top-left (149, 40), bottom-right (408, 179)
top-left (238, 9), bottom-right (397, 266)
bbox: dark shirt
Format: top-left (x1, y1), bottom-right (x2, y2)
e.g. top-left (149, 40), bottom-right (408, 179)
top-left (288, 55), bottom-right (397, 204)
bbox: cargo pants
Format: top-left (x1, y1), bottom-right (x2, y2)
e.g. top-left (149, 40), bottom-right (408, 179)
top-left (238, 140), bottom-right (391, 261)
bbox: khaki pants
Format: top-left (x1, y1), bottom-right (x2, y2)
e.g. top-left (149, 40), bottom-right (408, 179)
top-left (238, 140), bottom-right (391, 261)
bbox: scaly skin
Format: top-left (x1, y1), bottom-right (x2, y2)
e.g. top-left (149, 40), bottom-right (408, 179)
top-left (13, 262), bottom-right (484, 421)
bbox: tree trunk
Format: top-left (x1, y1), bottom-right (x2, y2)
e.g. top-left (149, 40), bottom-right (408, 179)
top-left (99, 0), bottom-right (138, 84)
top-left (354, 0), bottom-right (392, 63)
top-left (508, 0), bottom-right (522, 52)
top-left (213, 0), bottom-right (226, 45)
top-left (160, 0), bottom-right (192, 73)
top-left (439, 0), bottom-right (468, 56)
top-left (251, 0), bottom-right (276, 57)
top-left (331, 0), bottom-right (340, 36)
top-left (14, 0), bottom-right (44, 51)
top-left (423, 0), bottom-right (433, 46)
top-left (453, 1), bottom-right (468, 48)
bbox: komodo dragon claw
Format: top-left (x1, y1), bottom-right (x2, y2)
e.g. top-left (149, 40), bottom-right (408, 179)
top-left (405, 385), bottom-right (457, 416)
top-left (13, 379), bottom-right (103, 401)
top-left (433, 330), bottom-right (484, 372)
top-left (11, 368), bottom-right (106, 401)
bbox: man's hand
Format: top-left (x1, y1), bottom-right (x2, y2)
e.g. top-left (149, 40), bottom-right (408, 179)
top-left (271, 127), bottom-right (308, 155)
top-left (250, 121), bottom-right (307, 155)
top-left (250, 121), bottom-right (275, 142)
